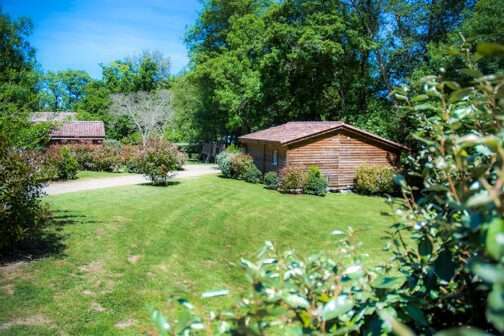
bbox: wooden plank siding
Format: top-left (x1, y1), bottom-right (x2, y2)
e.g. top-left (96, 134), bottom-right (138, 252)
top-left (286, 131), bottom-right (399, 189)
top-left (286, 135), bottom-right (340, 187)
top-left (330, 131), bottom-right (398, 188)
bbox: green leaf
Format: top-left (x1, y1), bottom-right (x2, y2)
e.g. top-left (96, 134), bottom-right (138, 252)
top-left (449, 88), bottom-right (473, 103)
top-left (486, 217), bottom-right (504, 260)
top-left (435, 327), bottom-right (492, 336)
top-left (284, 294), bottom-right (310, 309)
top-left (405, 304), bottom-right (427, 326)
top-left (459, 68), bottom-right (483, 79)
top-left (414, 103), bottom-right (437, 111)
top-left (151, 309), bottom-right (171, 336)
top-left (466, 191), bottom-right (493, 208)
top-left (472, 263), bottom-right (504, 284)
top-left (322, 295), bottom-right (354, 321)
top-left (372, 275), bottom-right (405, 289)
top-left (412, 94), bottom-right (429, 102)
top-left (418, 238), bottom-right (433, 257)
top-left (434, 249), bottom-right (455, 282)
top-left (487, 284), bottom-right (504, 332)
top-left (378, 311), bottom-right (415, 336)
top-left (476, 43), bottom-right (504, 57)
top-left (394, 94), bottom-right (409, 102)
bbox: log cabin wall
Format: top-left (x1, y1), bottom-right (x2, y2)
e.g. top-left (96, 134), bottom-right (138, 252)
top-left (286, 130), bottom-right (399, 189)
top-left (331, 130), bottom-right (399, 188)
top-left (286, 134), bottom-right (340, 187)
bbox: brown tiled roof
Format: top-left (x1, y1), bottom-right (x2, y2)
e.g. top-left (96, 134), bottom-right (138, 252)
top-left (50, 121), bottom-right (105, 139)
top-left (239, 121), bottom-right (407, 150)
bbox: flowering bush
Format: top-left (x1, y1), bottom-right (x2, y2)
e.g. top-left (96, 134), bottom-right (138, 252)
top-left (229, 154), bottom-right (254, 179)
top-left (0, 139), bottom-right (50, 251)
top-left (278, 166), bottom-right (307, 193)
top-left (136, 139), bottom-right (185, 185)
top-left (354, 165), bottom-right (396, 195)
top-left (44, 146), bottom-right (79, 180)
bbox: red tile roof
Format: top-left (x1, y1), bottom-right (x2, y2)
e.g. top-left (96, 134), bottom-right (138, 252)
top-left (50, 121), bottom-right (105, 139)
top-left (239, 121), bottom-right (407, 151)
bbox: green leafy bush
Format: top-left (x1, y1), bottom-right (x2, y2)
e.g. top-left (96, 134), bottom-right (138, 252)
top-left (136, 139), bottom-right (183, 185)
top-left (151, 229), bottom-right (409, 335)
top-left (303, 165), bottom-right (328, 196)
top-left (241, 164), bottom-right (262, 183)
top-left (278, 166), bottom-right (307, 193)
top-left (263, 171), bottom-right (279, 189)
top-left (354, 165), bottom-right (395, 195)
top-left (45, 146), bottom-right (79, 180)
top-left (0, 139), bottom-right (49, 251)
top-left (229, 153), bottom-right (254, 179)
top-left (216, 150), bottom-right (237, 178)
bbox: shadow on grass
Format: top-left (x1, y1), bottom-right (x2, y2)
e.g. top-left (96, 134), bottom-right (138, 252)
top-left (0, 209), bottom-right (96, 265)
top-left (138, 181), bottom-right (181, 187)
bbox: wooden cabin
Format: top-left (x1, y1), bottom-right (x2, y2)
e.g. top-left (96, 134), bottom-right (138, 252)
top-left (239, 121), bottom-right (407, 190)
top-left (31, 113), bottom-right (105, 145)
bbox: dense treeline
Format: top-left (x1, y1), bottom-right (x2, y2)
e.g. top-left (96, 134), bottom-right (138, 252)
top-left (0, 1), bottom-right (503, 147)
top-left (180, 0), bottom-right (503, 143)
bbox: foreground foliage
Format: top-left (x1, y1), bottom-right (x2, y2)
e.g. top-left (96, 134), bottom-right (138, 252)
top-left (151, 45), bottom-right (504, 335)
top-left (0, 138), bottom-right (49, 252)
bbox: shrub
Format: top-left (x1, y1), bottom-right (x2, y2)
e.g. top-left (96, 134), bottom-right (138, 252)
top-left (242, 164), bottom-right (262, 183)
top-left (354, 165), bottom-right (395, 195)
top-left (263, 171), bottom-right (279, 189)
top-left (136, 139), bottom-right (182, 185)
top-left (216, 150), bottom-right (237, 178)
top-left (44, 146), bottom-right (79, 180)
top-left (0, 140), bottom-right (49, 251)
top-left (121, 145), bottom-right (143, 173)
top-left (303, 165), bottom-right (328, 196)
top-left (216, 146), bottom-right (246, 178)
top-left (278, 166), bottom-right (307, 193)
top-left (229, 153), bottom-right (254, 179)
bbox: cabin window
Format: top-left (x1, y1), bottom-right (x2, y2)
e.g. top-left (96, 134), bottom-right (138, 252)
top-left (272, 150), bottom-right (278, 166)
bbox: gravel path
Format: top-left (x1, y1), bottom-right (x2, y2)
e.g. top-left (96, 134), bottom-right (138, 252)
top-left (45, 164), bottom-right (219, 195)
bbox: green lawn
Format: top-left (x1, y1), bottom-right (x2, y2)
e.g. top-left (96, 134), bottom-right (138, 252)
top-left (76, 170), bottom-right (135, 180)
top-left (0, 175), bottom-right (396, 335)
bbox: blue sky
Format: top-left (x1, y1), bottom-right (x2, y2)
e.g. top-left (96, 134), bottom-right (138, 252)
top-left (2, 0), bottom-right (201, 78)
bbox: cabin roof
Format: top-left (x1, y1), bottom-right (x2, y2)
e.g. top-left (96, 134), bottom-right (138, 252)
top-left (50, 121), bottom-right (105, 139)
top-left (238, 121), bottom-right (408, 151)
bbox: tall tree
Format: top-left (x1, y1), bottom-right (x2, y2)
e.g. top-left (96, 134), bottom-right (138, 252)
top-left (38, 70), bottom-right (92, 111)
top-left (101, 50), bottom-right (171, 93)
top-left (109, 90), bottom-right (172, 146)
top-left (77, 51), bottom-right (172, 141)
top-left (0, 10), bottom-right (43, 148)
top-left (0, 10), bottom-right (38, 116)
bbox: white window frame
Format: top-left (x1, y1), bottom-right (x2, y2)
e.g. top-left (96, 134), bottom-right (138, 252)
top-left (272, 150), bottom-right (278, 166)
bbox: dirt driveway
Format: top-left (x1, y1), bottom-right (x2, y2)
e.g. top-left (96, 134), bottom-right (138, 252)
top-left (44, 164), bottom-right (219, 196)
